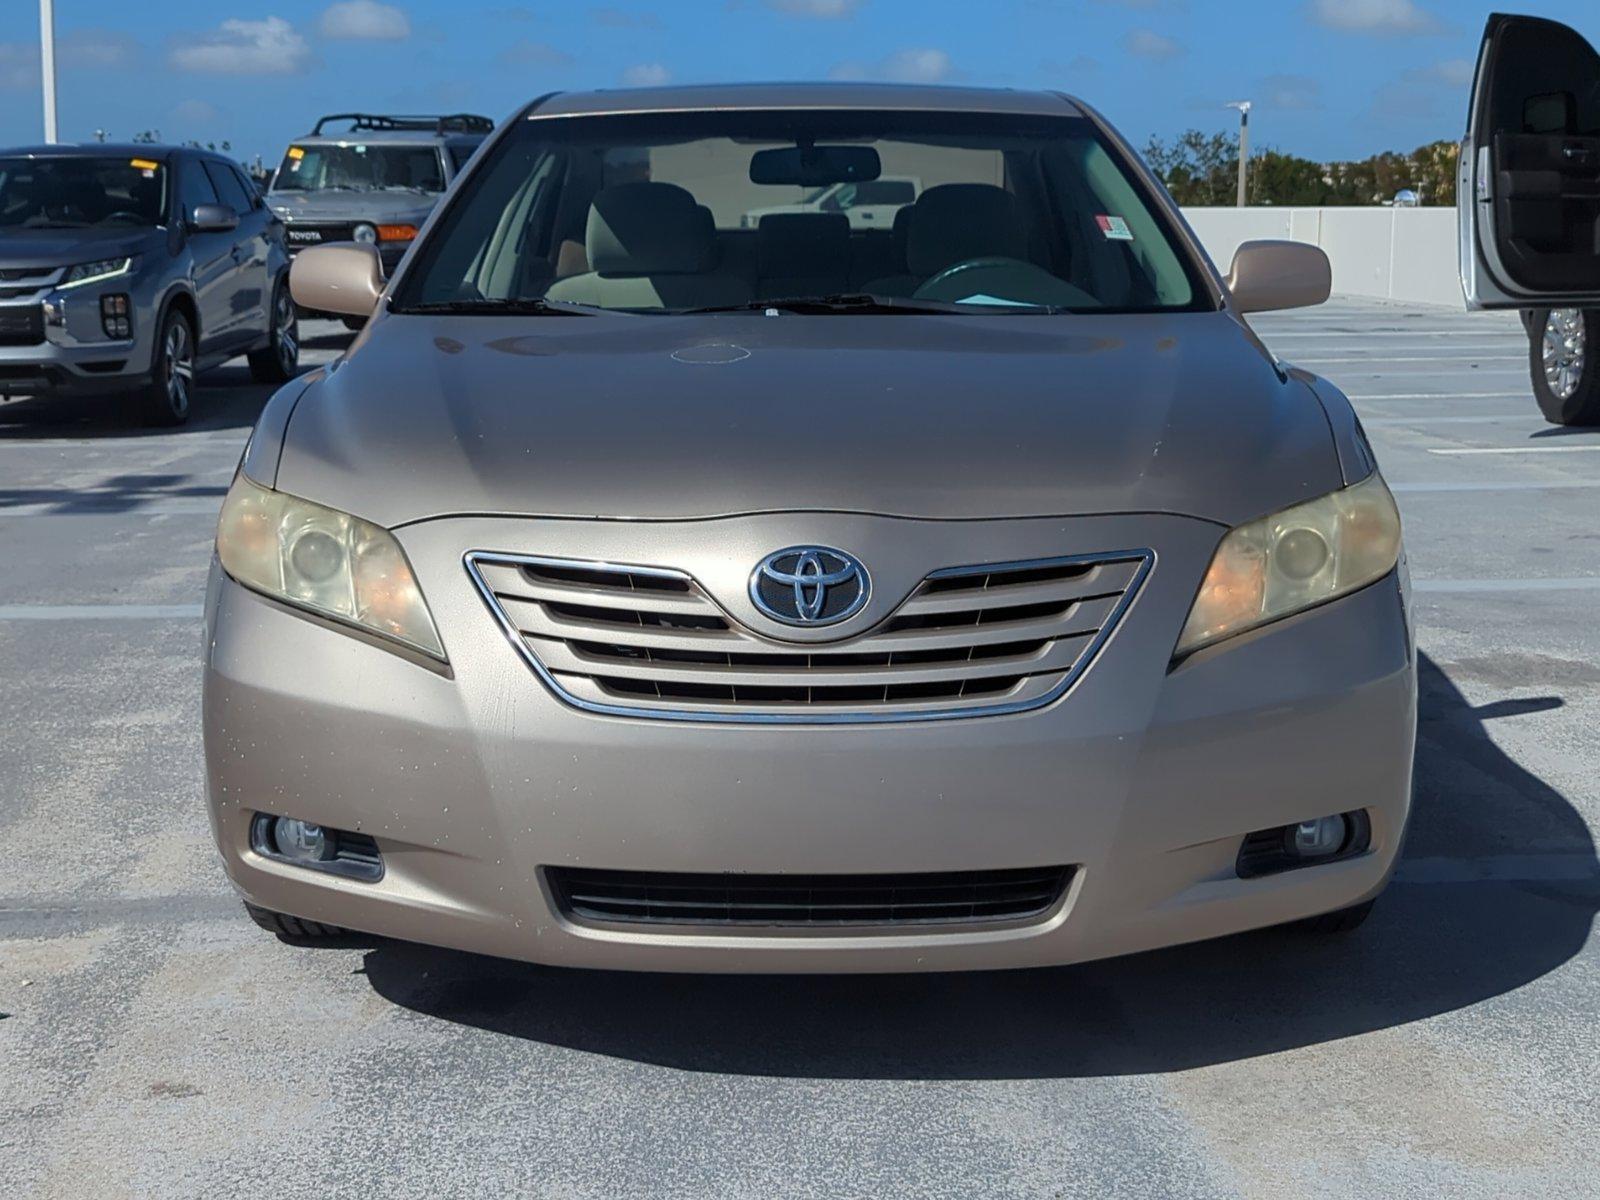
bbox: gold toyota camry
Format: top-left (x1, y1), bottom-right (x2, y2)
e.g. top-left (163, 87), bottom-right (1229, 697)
top-left (204, 83), bottom-right (1414, 972)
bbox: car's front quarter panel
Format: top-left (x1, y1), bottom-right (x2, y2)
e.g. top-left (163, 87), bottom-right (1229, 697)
top-left (204, 506), bottom-right (1415, 971)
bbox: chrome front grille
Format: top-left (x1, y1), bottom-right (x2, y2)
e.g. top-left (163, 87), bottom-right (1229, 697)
top-left (465, 549), bottom-right (1151, 724)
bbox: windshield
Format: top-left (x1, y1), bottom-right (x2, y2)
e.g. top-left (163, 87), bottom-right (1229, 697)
top-left (271, 143), bottom-right (446, 194)
top-left (0, 156), bottom-right (167, 229)
top-left (393, 110), bottom-right (1207, 315)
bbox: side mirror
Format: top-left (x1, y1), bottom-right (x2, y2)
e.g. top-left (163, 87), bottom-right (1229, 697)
top-left (1225, 240), bottom-right (1331, 314)
top-left (290, 243), bottom-right (384, 318)
top-left (190, 203), bottom-right (239, 233)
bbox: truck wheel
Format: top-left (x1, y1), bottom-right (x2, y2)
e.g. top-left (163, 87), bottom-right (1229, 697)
top-left (247, 280), bottom-right (299, 384)
top-left (242, 901), bottom-right (345, 939)
top-left (141, 308), bottom-right (195, 426)
top-left (1530, 308), bottom-right (1600, 426)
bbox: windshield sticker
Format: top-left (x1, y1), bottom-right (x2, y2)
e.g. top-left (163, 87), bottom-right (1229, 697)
top-left (129, 157), bottom-right (158, 175)
top-left (286, 146), bottom-right (305, 160)
top-left (1096, 215), bottom-right (1134, 241)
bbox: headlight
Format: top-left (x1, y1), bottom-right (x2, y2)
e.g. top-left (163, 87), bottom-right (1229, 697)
top-left (216, 472), bottom-right (445, 659)
top-left (1176, 472), bottom-right (1401, 656)
top-left (352, 223), bottom-right (378, 245)
top-left (60, 256), bottom-right (137, 289)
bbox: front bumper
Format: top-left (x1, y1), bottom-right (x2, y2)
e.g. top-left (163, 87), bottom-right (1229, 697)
top-left (0, 286), bottom-right (152, 396)
top-left (203, 511), bottom-right (1417, 973)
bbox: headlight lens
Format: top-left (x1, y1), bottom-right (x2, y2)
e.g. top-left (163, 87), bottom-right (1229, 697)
top-left (60, 256), bottom-right (137, 289)
top-left (352, 223), bottom-right (378, 245)
top-left (1176, 472), bottom-right (1401, 656)
top-left (216, 472), bottom-right (445, 659)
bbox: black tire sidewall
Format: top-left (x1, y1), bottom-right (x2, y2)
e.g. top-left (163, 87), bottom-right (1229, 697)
top-left (144, 307), bottom-right (194, 425)
top-left (1529, 307), bottom-right (1600, 426)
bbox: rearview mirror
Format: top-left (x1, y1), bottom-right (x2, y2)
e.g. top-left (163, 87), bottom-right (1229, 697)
top-left (190, 203), bottom-right (239, 233)
top-left (1225, 240), bottom-right (1331, 314)
top-left (749, 145), bottom-right (882, 187)
top-left (290, 243), bottom-right (384, 318)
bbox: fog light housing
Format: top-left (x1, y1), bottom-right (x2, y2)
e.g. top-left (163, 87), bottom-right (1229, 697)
top-left (1237, 810), bottom-right (1370, 878)
top-left (100, 293), bottom-right (132, 339)
top-left (250, 812), bottom-right (384, 881)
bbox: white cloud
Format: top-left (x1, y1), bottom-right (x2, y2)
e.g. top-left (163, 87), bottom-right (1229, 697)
top-left (1405, 57), bottom-right (1473, 87)
top-left (170, 17), bottom-right (312, 75)
top-left (319, 1), bottom-right (412, 41)
top-left (621, 62), bottom-right (671, 86)
top-left (1124, 28), bottom-right (1183, 59)
top-left (59, 29), bottom-right (138, 68)
top-left (171, 98), bottom-right (221, 126)
top-left (1308, 0), bottom-right (1441, 36)
top-left (766, 0), bottom-right (865, 16)
top-left (830, 47), bottom-right (954, 84)
top-left (1260, 72), bottom-right (1321, 110)
top-left (0, 43), bottom-right (37, 90)
top-left (498, 39), bottom-right (576, 67)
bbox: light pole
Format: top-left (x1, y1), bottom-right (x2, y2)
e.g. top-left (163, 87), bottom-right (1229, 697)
top-left (39, 0), bottom-right (59, 143)
top-left (1225, 100), bottom-right (1251, 206)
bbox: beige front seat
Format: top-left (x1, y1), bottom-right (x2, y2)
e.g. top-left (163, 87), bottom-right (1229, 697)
top-left (546, 182), bottom-right (753, 310)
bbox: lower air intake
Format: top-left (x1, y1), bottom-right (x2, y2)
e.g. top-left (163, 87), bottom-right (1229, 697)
top-left (547, 865), bottom-right (1072, 928)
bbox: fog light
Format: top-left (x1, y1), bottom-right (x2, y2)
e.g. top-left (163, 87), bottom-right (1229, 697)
top-left (100, 293), bottom-right (132, 339)
top-left (1237, 810), bottom-right (1369, 878)
top-left (273, 816), bottom-right (334, 863)
top-left (1290, 814), bottom-right (1348, 857)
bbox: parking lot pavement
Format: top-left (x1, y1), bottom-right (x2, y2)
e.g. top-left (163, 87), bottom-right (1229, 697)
top-left (2, 304), bottom-right (1597, 1199)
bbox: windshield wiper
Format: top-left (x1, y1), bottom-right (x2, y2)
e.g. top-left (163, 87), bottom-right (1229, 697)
top-left (686, 292), bottom-right (1002, 316)
top-left (393, 296), bottom-right (600, 317)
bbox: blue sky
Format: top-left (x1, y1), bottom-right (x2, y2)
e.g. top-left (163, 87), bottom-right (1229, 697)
top-left (1, 0), bottom-right (1595, 166)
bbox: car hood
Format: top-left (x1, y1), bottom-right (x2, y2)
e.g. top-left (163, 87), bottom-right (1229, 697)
top-left (0, 226), bottom-right (160, 269)
top-left (267, 190), bottom-right (437, 224)
top-left (273, 309), bottom-right (1344, 529)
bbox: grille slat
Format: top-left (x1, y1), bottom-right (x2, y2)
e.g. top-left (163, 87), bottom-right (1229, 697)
top-left (468, 550), bottom-right (1150, 722)
top-left (549, 865), bottom-right (1073, 928)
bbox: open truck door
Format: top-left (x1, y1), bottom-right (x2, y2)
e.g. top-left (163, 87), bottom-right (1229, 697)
top-left (1460, 13), bottom-right (1600, 423)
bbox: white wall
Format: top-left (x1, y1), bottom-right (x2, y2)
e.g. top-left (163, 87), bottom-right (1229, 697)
top-left (1180, 206), bottom-right (1463, 309)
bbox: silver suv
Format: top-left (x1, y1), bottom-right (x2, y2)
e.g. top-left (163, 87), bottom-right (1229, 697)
top-left (266, 113), bottom-right (491, 319)
top-left (0, 144), bottom-right (297, 424)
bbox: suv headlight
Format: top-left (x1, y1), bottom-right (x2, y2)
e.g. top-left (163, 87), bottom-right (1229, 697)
top-left (59, 256), bottom-right (137, 289)
top-left (216, 472), bottom-right (445, 659)
top-left (1176, 472), bottom-right (1401, 656)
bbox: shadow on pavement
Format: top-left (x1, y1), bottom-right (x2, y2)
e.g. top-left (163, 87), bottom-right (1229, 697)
top-left (356, 651), bottom-right (1598, 1079)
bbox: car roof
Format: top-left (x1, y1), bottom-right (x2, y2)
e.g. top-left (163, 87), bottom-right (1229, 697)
top-left (528, 82), bottom-right (1086, 119)
top-left (293, 130), bottom-right (481, 145)
top-left (0, 143), bottom-right (181, 159)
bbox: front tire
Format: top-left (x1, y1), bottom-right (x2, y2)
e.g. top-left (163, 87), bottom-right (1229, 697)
top-left (1529, 308), bottom-right (1600, 426)
top-left (247, 280), bottom-right (299, 384)
top-left (242, 900), bottom-right (344, 939)
top-left (1296, 898), bottom-right (1375, 934)
top-left (140, 308), bottom-right (196, 426)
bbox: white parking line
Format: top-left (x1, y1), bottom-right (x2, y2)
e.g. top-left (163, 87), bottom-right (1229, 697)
top-left (1393, 480), bottom-right (1600, 492)
top-left (1290, 355), bottom-right (1526, 364)
top-left (0, 604), bottom-right (205, 620)
top-left (1347, 392), bottom-right (1527, 400)
top-left (1362, 416), bottom-right (1539, 425)
top-left (1429, 445), bottom-right (1600, 455)
top-left (1412, 577), bottom-right (1600, 592)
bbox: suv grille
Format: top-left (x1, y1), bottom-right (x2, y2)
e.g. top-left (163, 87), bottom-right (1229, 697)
top-left (466, 549), bottom-right (1151, 723)
top-left (283, 223), bottom-right (354, 251)
top-left (547, 865), bottom-right (1072, 928)
top-left (0, 305), bottom-right (45, 346)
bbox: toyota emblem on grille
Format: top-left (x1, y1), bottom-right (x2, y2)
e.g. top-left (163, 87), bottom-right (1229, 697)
top-left (749, 546), bottom-right (870, 627)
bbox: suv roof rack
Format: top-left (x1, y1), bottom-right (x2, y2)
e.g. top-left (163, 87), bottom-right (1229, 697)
top-left (308, 113), bottom-right (495, 137)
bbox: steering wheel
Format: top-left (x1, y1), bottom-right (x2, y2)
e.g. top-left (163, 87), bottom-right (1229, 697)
top-left (101, 211), bottom-right (144, 225)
